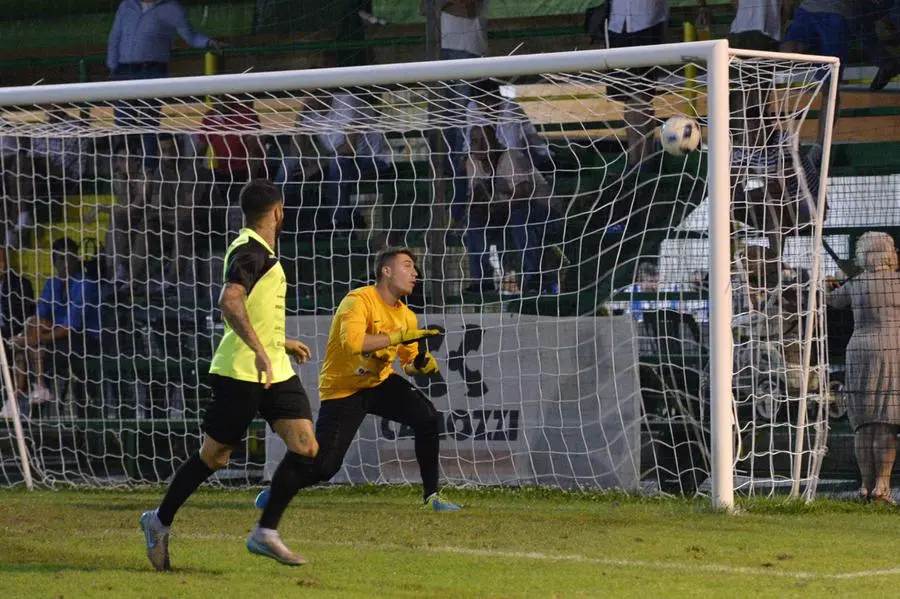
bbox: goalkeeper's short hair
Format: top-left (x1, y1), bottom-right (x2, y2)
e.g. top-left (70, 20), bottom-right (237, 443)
top-left (374, 247), bottom-right (417, 281)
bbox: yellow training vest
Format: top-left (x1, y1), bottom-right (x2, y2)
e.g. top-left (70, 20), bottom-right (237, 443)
top-left (209, 228), bottom-right (294, 384)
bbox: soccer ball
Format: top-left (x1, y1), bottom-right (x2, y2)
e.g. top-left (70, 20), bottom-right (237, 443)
top-left (659, 116), bottom-right (701, 156)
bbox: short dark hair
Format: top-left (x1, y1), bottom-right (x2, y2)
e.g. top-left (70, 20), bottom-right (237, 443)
top-left (374, 247), bottom-right (416, 281)
top-left (239, 179), bottom-right (282, 224)
top-left (51, 237), bottom-right (79, 256)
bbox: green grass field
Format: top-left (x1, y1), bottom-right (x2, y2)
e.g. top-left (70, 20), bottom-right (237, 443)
top-left (2, 486), bottom-right (900, 598)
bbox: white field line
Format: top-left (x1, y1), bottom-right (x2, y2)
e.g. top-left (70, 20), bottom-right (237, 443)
top-left (8, 526), bottom-right (900, 582)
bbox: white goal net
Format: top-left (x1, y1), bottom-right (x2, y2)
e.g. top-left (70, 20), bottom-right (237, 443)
top-left (0, 43), bottom-right (838, 502)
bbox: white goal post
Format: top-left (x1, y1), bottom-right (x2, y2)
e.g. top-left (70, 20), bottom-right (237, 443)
top-left (0, 41), bottom-right (839, 509)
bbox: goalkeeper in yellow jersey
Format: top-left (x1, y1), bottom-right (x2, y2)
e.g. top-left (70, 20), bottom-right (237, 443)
top-left (254, 247), bottom-right (460, 527)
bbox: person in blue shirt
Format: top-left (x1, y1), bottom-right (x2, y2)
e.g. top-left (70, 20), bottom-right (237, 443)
top-left (12, 238), bottom-right (103, 408)
top-left (106, 0), bottom-right (224, 138)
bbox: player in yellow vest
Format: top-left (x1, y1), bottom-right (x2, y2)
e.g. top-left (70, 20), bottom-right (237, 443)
top-left (253, 247), bottom-right (460, 533)
top-left (139, 180), bottom-right (316, 570)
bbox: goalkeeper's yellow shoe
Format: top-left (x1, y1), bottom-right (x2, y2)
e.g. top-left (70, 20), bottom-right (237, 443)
top-left (422, 492), bottom-right (461, 512)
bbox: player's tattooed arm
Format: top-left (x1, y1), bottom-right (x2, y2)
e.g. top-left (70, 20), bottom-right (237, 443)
top-left (218, 282), bottom-right (267, 357)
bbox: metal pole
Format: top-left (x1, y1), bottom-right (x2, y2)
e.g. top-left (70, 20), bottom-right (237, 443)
top-left (0, 327), bottom-right (35, 489)
top-left (1, 42), bottom-right (735, 107)
top-left (707, 40), bottom-right (735, 511)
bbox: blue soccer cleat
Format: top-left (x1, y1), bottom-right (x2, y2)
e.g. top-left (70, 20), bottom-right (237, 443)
top-left (255, 487), bottom-right (270, 510)
top-left (139, 510), bottom-right (171, 571)
top-left (422, 492), bottom-right (461, 512)
top-left (247, 528), bottom-right (306, 566)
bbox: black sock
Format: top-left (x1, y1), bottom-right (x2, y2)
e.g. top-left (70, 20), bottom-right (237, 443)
top-left (258, 451), bottom-right (318, 530)
top-left (156, 453), bottom-right (215, 526)
top-left (414, 418), bottom-right (440, 500)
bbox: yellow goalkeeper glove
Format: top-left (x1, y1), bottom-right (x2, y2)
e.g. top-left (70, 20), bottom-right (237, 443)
top-left (405, 351), bottom-right (440, 376)
top-left (387, 328), bottom-right (441, 346)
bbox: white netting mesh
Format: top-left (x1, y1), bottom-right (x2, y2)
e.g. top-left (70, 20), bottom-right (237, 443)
top-left (0, 49), bottom-right (836, 496)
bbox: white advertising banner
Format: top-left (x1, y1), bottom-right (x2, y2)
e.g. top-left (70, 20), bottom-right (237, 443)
top-left (266, 314), bottom-right (641, 490)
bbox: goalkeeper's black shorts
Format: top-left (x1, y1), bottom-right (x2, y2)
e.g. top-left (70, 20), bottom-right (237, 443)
top-left (314, 374), bottom-right (438, 474)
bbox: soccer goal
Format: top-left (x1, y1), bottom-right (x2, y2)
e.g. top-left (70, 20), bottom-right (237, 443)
top-left (0, 41), bottom-right (838, 508)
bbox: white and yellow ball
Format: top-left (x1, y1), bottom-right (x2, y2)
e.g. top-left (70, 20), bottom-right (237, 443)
top-left (659, 116), bottom-right (702, 156)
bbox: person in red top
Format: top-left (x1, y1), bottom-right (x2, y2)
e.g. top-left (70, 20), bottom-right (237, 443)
top-left (195, 96), bottom-right (264, 198)
top-left (194, 96), bottom-right (265, 238)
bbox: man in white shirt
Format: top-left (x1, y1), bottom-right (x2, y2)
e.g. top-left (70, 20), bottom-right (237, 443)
top-left (605, 0), bottom-right (669, 170)
top-left (438, 0), bottom-right (488, 61)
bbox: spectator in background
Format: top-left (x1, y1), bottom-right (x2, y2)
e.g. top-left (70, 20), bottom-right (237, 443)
top-left (0, 246), bottom-right (33, 344)
top-left (29, 108), bottom-right (87, 197)
top-left (827, 232), bottom-right (900, 504)
top-left (434, 0), bottom-right (488, 60)
top-left (856, 0), bottom-right (900, 90)
top-left (605, 0), bottom-right (669, 170)
top-left (781, 0), bottom-right (849, 156)
top-left (721, 0), bottom-right (784, 52)
top-left (2, 110), bottom-right (82, 249)
top-left (1, 149), bottom-right (32, 248)
top-left (274, 96), bottom-right (328, 212)
top-left (0, 247), bottom-right (34, 341)
top-left (726, 0), bottom-right (785, 144)
top-left (12, 238), bottom-right (102, 409)
top-left (194, 96), bottom-right (265, 206)
top-left (6, 108), bottom-right (86, 246)
top-left (86, 139), bottom-right (152, 288)
top-left (463, 91), bottom-right (560, 296)
top-left (423, 0), bottom-right (489, 227)
top-left (0, 245), bottom-right (36, 419)
top-left (147, 134), bottom-right (201, 291)
top-left (193, 96), bottom-right (264, 245)
top-left (106, 0), bottom-right (225, 151)
top-left (318, 91), bottom-right (391, 234)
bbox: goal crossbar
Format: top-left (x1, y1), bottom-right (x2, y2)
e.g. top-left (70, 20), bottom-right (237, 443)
top-left (0, 42), bottom-right (741, 107)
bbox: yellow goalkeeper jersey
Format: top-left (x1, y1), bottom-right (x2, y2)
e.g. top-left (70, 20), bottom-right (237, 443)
top-left (319, 285), bottom-right (420, 400)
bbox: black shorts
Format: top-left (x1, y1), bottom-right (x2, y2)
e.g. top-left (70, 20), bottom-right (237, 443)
top-left (314, 374), bottom-right (438, 473)
top-left (203, 374), bottom-right (313, 446)
top-left (606, 22), bottom-right (666, 102)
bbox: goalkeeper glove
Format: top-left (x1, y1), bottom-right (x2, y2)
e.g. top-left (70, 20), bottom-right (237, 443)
top-left (387, 328), bottom-right (441, 346)
top-left (406, 351), bottom-right (440, 376)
